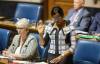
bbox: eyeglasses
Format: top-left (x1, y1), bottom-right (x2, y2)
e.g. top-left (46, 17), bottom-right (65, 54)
top-left (17, 27), bottom-right (25, 29)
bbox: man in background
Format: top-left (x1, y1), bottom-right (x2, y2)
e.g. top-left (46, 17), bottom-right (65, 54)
top-left (64, 0), bottom-right (91, 32)
top-left (89, 12), bottom-right (100, 36)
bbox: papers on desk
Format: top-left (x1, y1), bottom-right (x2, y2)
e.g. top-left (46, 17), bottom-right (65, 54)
top-left (75, 30), bottom-right (88, 34)
top-left (13, 60), bottom-right (48, 64)
top-left (33, 62), bottom-right (48, 64)
top-left (0, 55), bottom-right (8, 59)
top-left (13, 60), bottom-right (32, 64)
top-left (0, 55), bottom-right (48, 64)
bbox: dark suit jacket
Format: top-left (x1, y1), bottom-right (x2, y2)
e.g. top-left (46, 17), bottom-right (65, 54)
top-left (64, 8), bottom-right (91, 31)
top-left (89, 13), bottom-right (100, 33)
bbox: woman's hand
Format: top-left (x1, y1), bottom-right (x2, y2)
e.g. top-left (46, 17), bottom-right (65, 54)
top-left (37, 20), bottom-right (45, 34)
top-left (50, 55), bottom-right (64, 64)
top-left (2, 50), bottom-right (10, 57)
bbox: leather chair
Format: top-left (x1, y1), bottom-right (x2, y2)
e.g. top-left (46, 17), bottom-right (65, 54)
top-left (14, 3), bottom-right (42, 23)
top-left (0, 28), bottom-right (10, 51)
top-left (73, 40), bottom-right (100, 64)
top-left (33, 33), bottom-right (49, 61)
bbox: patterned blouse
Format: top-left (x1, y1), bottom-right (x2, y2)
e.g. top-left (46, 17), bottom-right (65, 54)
top-left (43, 23), bottom-right (76, 55)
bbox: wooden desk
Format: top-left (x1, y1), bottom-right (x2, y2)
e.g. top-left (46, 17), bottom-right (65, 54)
top-left (0, 58), bottom-right (8, 64)
top-left (0, 55), bottom-right (8, 64)
top-left (0, 21), bottom-right (38, 33)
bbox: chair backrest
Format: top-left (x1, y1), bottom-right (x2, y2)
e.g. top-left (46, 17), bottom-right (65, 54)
top-left (32, 33), bottom-right (49, 61)
top-left (14, 3), bottom-right (42, 23)
top-left (0, 28), bottom-right (10, 51)
top-left (73, 40), bottom-right (100, 64)
top-left (32, 33), bottom-right (43, 58)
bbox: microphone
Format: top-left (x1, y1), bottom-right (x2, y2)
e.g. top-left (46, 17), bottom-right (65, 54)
top-left (25, 45), bottom-right (28, 47)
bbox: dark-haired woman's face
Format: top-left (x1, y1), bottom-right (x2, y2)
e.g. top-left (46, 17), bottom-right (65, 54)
top-left (56, 16), bottom-right (65, 28)
top-left (53, 13), bottom-right (60, 21)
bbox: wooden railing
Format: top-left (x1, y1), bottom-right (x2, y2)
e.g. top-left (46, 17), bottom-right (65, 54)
top-left (0, 21), bottom-right (38, 32)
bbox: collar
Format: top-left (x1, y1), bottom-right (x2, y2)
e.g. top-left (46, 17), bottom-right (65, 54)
top-left (53, 22), bottom-right (66, 30)
top-left (74, 8), bottom-right (83, 13)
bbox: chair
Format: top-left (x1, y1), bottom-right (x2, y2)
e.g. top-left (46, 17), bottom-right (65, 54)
top-left (14, 3), bottom-right (42, 23)
top-left (33, 33), bottom-right (49, 61)
top-left (0, 28), bottom-right (10, 51)
top-left (73, 40), bottom-right (100, 64)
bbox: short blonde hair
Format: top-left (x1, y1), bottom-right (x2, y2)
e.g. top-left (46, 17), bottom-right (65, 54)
top-left (16, 18), bottom-right (29, 28)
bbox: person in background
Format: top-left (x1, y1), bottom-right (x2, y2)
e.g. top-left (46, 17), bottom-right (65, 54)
top-left (64, 0), bottom-right (91, 32)
top-left (37, 6), bottom-right (76, 64)
top-left (2, 18), bottom-right (38, 61)
top-left (89, 12), bottom-right (100, 36)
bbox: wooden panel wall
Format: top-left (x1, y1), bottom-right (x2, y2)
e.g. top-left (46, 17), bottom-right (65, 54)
top-left (0, 0), bottom-right (73, 20)
top-left (84, 0), bottom-right (100, 8)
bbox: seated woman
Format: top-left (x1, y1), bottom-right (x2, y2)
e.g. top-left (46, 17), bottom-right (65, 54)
top-left (2, 18), bottom-right (38, 61)
top-left (37, 6), bottom-right (76, 64)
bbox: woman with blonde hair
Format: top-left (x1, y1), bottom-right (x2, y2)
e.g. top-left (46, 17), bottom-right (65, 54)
top-left (2, 18), bottom-right (38, 61)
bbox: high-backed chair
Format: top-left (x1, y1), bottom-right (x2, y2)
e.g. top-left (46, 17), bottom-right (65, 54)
top-left (0, 28), bottom-right (10, 51)
top-left (14, 3), bottom-right (42, 23)
top-left (73, 40), bottom-right (100, 64)
top-left (33, 33), bottom-right (49, 61)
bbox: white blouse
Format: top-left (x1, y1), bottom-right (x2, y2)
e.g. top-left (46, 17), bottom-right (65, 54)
top-left (15, 45), bottom-right (21, 55)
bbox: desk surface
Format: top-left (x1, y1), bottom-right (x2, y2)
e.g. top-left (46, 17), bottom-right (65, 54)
top-left (12, 60), bottom-right (48, 64)
top-left (0, 21), bottom-right (38, 32)
top-left (0, 55), bottom-right (48, 64)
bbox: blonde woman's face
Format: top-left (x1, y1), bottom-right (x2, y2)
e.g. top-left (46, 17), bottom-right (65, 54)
top-left (16, 28), bottom-right (28, 35)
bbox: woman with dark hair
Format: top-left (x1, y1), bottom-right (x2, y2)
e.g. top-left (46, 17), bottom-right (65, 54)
top-left (45, 6), bottom-right (65, 26)
top-left (51, 6), bottom-right (64, 18)
top-left (37, 6), bottom-right (76, 64)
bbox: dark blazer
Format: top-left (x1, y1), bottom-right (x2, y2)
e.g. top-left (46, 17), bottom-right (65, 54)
top-left (89, 13), bottom-right (100, 33)
top-left (64, 8), bottom-right (91, 31)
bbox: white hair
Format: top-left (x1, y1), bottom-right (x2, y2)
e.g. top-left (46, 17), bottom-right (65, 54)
top-left (16, 18), bottom-right (29, 28)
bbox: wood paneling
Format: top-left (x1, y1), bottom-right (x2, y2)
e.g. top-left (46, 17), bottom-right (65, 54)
top-left (0, 0), bottom-right (43, 3)
top-left (42, 0), bottom-right (48, 20)
top-left (84, 0), bottom-right (100, 8)
top-left (0, 0), bottom-right (73, 21)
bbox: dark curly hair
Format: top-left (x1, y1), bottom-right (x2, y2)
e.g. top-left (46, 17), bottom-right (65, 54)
top-left (51, 6), bottom-right (64, 18)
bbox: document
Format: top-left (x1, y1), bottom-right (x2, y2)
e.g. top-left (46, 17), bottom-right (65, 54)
top-left (13, 60), bottom-right (48, 64)
top-left (12, 60), bottom-right (32, 64)
top-left (0, 55), bottom-right (8, 59)
top-left (34, 62), bottom-right (48, 64)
